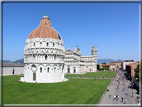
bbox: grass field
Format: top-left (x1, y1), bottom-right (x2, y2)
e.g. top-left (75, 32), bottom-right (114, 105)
top-left (3, 75), bottom-right (111, 104)
top-left (65, 71), bottom-right (116, 78)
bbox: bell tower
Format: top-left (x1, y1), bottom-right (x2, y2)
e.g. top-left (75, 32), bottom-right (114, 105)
top-left (91, 47), bottom-right (97, 56)
top-left (91, 47), bottom-right (98, 71)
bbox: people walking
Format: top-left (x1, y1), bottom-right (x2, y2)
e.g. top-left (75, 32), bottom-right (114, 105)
top-left (125, 98), bottom-right (127, 104)
top-left (122, 97), bottom-right (123, 102)
top-left (122, 88), bottom-right (124, 92)
top-left (114, 95), bottom-right (116, 100)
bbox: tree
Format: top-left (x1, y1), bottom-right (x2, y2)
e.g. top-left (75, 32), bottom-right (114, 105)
top-left (134, 62), bottom-right (142, 82)
top-left (102, 62), bottom-right (106, 64)
top-left (97, 64), bottom-right (100, 70)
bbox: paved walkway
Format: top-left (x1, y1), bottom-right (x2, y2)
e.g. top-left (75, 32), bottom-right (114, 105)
top-left (99, 70), bottom-right (140, 106)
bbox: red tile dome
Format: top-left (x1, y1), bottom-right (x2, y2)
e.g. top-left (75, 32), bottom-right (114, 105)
top-left (28, 14), bottom-right (61, 40)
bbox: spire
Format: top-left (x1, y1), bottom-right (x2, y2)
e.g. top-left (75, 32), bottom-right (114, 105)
top-left (45, 13), bottom-right (47, 16)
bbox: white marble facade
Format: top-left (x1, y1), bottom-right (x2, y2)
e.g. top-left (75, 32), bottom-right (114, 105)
top-left (22, 15), bottom-right (66, 83)
top-left (64, 46), bottom-right (98, 74)
top-left (23, 38), bottom-right (65, 83)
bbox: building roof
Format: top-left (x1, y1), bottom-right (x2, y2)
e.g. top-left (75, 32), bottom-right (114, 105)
top-left (111, 63), bottom-right (116, 65)
top-left (2, 63), bottom-right (24, 67)
top-left (126, 62), bottom-right (139, 66)
top-left (123, 60), bottom-right (134, 62)
top-left (28, 14), bottom-right (61, 40)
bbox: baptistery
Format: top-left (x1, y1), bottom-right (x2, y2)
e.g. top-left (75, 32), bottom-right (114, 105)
top-left (21, 14), bottom-right (66, 83)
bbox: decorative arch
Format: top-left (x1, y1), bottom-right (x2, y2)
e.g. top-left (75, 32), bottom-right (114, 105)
top-left (54, 67), bottom-right (56, 73)
top-left (47, 67), bottom-right (49, 73)
top-left (31, 64), bottom-right (36, 71)
top-left (40, 42), bottom-right (42, 47)
top-left (74, 67), bottom-right (76, 73)
top-left (47, 42), bottom-right (49, 47)
top-left (40, 67), bottom-right (42, 73)
top-left (33, 42), bottom-right (35, 46)
top-left (45, 55), bottom-right (47, 60)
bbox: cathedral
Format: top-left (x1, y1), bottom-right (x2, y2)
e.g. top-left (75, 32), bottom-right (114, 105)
top-left (64, 46), bottom-right (97, 74)
top-left (20, 14), bottom-right (97, 83)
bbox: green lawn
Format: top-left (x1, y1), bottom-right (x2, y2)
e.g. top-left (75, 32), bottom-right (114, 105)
top-left (65, 71), bottom-right (116, 78)
top-left (3, 75), bottom-right (111, 104)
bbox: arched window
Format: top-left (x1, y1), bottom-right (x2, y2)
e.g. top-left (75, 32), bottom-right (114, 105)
top-left (54, 67), bottom-right (56, 73)
top-left (54, 55), bottom-right (56, 60)
top-left (40, 42), bottom-right (42, 47)
top-left (74, 67), bottom-right (76, 73)
top-left (31, 65), bottom-right (36, 71)
top-left (68, 67), bottom-right (70, 73)
top-left (47, 42), bottom-right (48, 47)
top-left (40, 67), bottom-right (42, 73)
top-left (47, 67), bottom-right (49, 73)
top-left (33, 42), bottom-right (35, 46)
top-left (53, 43), bottom-right (55, 47)
top-left (45, 55), bottom-right (47, 60)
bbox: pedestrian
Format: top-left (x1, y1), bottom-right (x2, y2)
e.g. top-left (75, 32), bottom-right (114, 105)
top-left (109, 95), bottom-right (111, 98)
top-left (116, 95), bottom-right (117, 100)
top-left (125, 98), bottom-right (127, 104)
top-left (118, 95), bottom-right (119, 100)
top-left (114, 95), bottom-right (116, 100)
top-left (137, 97), bottom-right (139, 103)
top-left (123, 88), bottom-right (124, 92)
top-left (122, 97), bottom-right (123, 102)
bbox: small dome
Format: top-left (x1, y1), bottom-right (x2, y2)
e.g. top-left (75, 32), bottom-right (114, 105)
top-left (74, 45), bottom-right (81, 54)
top-left (28, 14), bottom-right (61, 40)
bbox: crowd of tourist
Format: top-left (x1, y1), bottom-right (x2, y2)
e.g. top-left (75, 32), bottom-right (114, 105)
top-left (112, 70), bottom-right (130, 104)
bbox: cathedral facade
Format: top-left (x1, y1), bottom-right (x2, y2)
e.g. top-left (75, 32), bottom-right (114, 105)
top-left (21, 14), bottom-right (97, 83)
top-left (64, 46), bottom-right (97, 74)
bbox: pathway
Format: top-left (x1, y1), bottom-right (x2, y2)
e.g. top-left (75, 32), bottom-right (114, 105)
top-left (99, 70), bottom-right (140, 106)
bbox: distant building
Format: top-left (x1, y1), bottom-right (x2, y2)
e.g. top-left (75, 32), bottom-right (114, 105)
top-left (110, 62), bottom-right (122, 70)
top-left (99, 64), bottom-right (110, 69)
top-left (109, 63), bottom-right (116, 70)
top-left (64, 46), bottom-right (98, 74)
top-left (126, 61), bottom-right (139, 78)
top-left (2, 63), bottom-right (24, 76)
top-left (121, 60), bottom-right (135, 70)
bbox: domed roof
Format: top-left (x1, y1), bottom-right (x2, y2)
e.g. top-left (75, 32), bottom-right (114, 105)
top-left (28, 14), bottom-right (61, 40)
top-left (74, 45), bottom-right (81, 52)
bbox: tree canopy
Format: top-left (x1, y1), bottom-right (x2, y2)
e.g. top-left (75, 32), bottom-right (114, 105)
top-left (102, 62), bottom-right (106, 64)
top-left (134, 62), bottom-right (142, 82)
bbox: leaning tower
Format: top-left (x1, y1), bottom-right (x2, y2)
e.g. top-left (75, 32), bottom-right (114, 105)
top-left (91, 47), bottom-right (98, 71)
top-left (22, 14), bottom-right (66, 83)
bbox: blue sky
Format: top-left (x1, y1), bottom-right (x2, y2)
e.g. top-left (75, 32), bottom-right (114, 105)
top-left (3, 3), bottom-right (139, 61)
